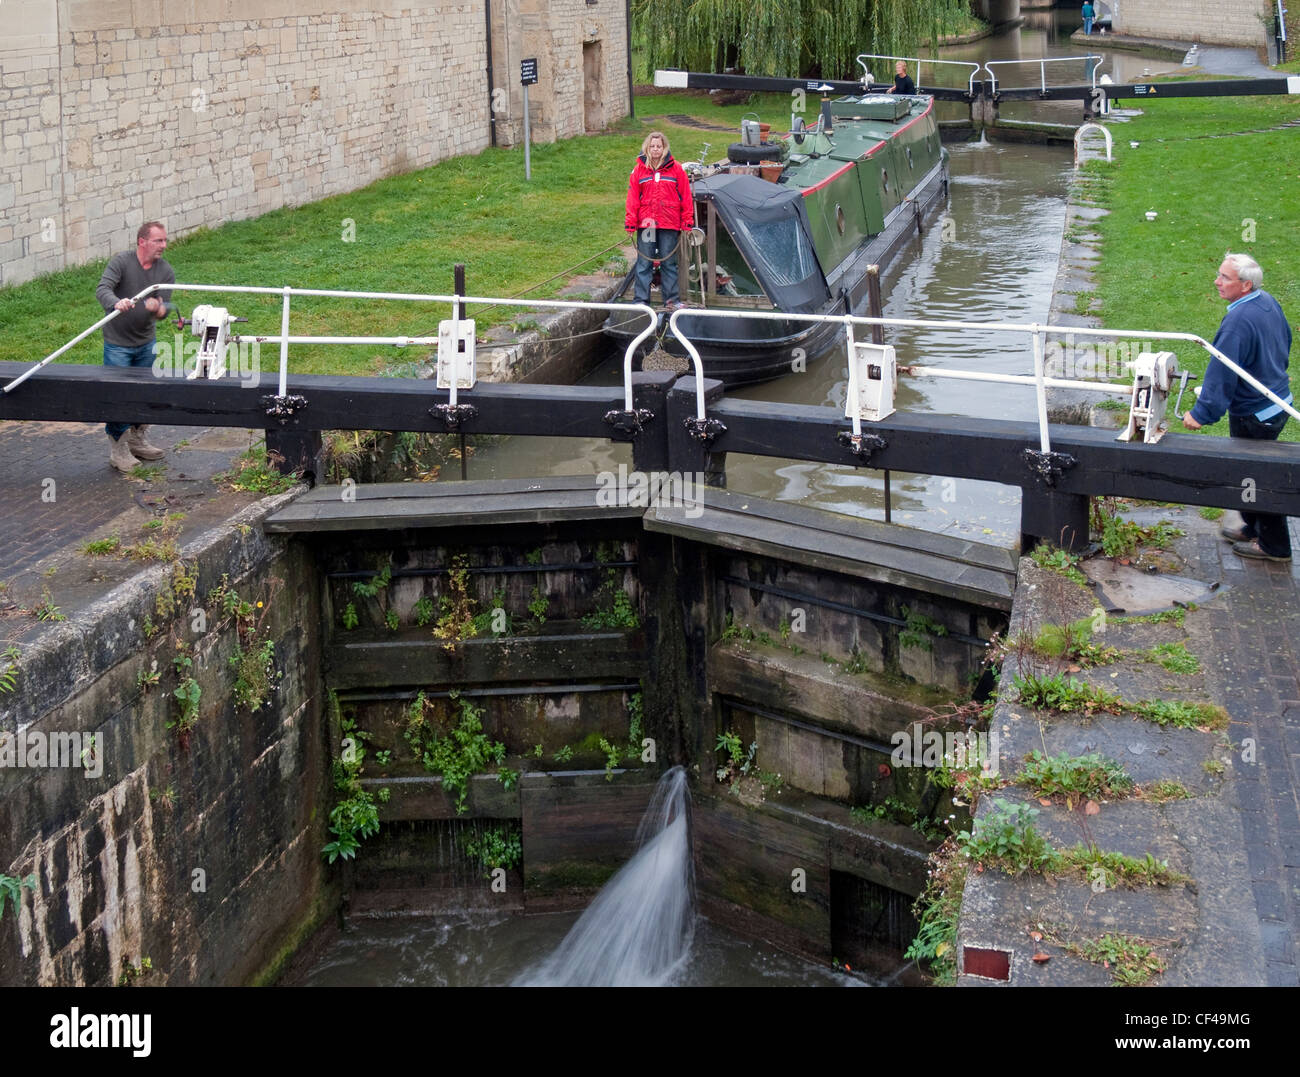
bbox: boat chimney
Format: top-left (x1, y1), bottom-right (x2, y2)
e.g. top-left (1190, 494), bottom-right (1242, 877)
top-left (820, 97), bottom-right (833, 133)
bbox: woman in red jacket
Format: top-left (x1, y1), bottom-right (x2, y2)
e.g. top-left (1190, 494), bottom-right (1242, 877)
top-left (625, 131), bottom-right (694, 309)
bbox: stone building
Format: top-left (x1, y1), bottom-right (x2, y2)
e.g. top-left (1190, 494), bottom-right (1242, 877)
top-left (0, 1), bottom-right (631, 288)
top-left (1100, 0), bottom-right (1289, 55)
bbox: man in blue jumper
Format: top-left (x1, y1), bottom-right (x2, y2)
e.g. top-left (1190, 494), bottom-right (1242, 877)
top-left (1182, 253), bottom-right (1294, 561)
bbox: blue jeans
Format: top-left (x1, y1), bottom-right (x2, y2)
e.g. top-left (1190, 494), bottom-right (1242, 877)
top-left (1230, 410), bottom-right (1291, 557)
top-left (634, 228), bottom-right (680, 305)
top-left (1083, 17), bottom-right (1093, 34)
top-left (104, 340), bottom-right (155, 439)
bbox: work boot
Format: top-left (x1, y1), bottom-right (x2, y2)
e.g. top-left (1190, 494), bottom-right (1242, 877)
top-left (109, 433), bottom-right (137, 473)
top-left (126, 424), bottom-right (165, 460)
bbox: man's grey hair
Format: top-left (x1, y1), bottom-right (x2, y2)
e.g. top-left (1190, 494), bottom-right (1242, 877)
top-left (1224, 252), bottom-right (1263, 289)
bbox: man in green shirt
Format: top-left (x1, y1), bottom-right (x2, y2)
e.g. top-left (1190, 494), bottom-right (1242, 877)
top-left (95, 221), bottom-right (174, 472)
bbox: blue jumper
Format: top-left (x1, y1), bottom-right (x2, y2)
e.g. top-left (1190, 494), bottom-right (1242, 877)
top-left (1190, 289), bottom-right (1293, 426)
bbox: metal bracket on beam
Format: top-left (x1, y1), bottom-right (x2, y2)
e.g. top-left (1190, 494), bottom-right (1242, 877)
top-left (430, 402), bottom-right (478, 430)
top-left (836, 430), bottom-right (888, 462)
top-left (683, 416), bottom-right (726, 443)
top-left (1023, 447), bottom-right (1078, 486)
top-left (261, 393), bottom-right (309, 424)
top-left (603, 407), bottom-right (655, 439)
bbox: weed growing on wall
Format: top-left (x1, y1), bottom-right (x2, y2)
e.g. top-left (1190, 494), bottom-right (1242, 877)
top-left (460, 826), bottom-right (522, 878)
top-left (404, 690), bottom-right (511, 813)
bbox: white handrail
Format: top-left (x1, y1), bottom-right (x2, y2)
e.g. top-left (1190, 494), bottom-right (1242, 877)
top-left (984, 55), bottom-right (1105, 95)
top-left (856, 53), bottom-right (982, 94)
top-left (6, 283), bottom-right (679, 418)
top-left (665, 308), bottom-right (1300, 455)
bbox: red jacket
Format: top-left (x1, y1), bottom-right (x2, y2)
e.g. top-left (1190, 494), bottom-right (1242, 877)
top-left (625, 153), bottom-right (694, 232)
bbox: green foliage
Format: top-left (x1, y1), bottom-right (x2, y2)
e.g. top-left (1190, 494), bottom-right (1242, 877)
top-left (582, 569), bottom-right (639, 630)
top-left (1146, 641), bottom-right (1200, 674)
top-left (1030, 544), bottom-right (1088, 586)
top-left (341, 602), bottom-right (359, 630)
top-left (117, 956), bottom-right (154, 987)
top-left (1065, 933), bottom-right (1165, 987)
top-left (0, 645), bottom-right (19, 695)
top-left (956, 800), bottom-right (1057, 875)
top-left (322, 707), bottom-right (383, 863)
top-left (82, 535), bottom-right (122, 555)
top-left (899, 605), bottom-right (948, 652)
top-left (527, 585), bottom-right (549, 625)
top-left (384, 608), bottom-right (400, 632)
top-left (1113, 606), bottom-right (1190, 627)
top-left (216, 444), bottom-right (298, 494)
top-left (1056, 844), bottom-right (1187, 889)
top-left (1140, 779), bottom-right (1192, 802)
top-left (626, 691), bottom-right (644, 755)
top-left (1013, 672), bottom-right (1122, 715)
top-left (905, 840), bottom-right (965, 984)
top-left (31, 586), bottom-right (66, 622)
top-left (599, 737), bottom-right (622, 781)
top-left (461, 826), bottom-right (523, 877)
top-left (412, 596), bottom-right (435, 626)
top-left (470, 589), bottom-right (511, 637)
top-left (552, 744), bottom-right (575, 764)
top-left (1032, 619), bottom-right (1121, 667)
top-left (850, 797), bottom-right (946, 842)
top-left (1092, 500), bottom-right (1185, 559)
top-left (0, 872), bottom-right (36, 920)
top-left (1131, 698), bottom-right (1228, 730)
top-left (633, 0), bottom-right (973, 81)
top-left (434, 555), bottom-right (479, 648)
top-left (351, 563), bottom-right (392, 599)
top-left (1018, 751), bottom-right (1133, 802)
top-left (404, 691), bottom-right (509, 813)
top-left (170, 644), bottom-right (201, 739)
top-left (230, 638), bottom-right (277, 712)
top-left (1198, 506), bottom-right (1224, 521)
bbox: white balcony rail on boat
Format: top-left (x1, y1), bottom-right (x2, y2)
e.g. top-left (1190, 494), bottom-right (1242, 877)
top-left (5, 284), bottom-right (712, 422)
top-left (984, 55), bottom-right (1106, 95)
top-left (855, 54), bottom-right (983, 94)
top-left (666, 307), bottom-right (1300, 456)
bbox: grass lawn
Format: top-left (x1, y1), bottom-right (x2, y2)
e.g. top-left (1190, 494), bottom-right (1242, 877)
top-left (1082, 85), bottom-right (1300, 440)
top-left (0, 92), bottom-right (786, 378)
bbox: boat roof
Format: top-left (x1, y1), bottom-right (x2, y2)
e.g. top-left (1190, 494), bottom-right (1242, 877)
top-left (781, 94), bottom-right (933, 193)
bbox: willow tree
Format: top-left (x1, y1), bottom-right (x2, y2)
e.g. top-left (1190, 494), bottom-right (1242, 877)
top-left (634, 0), bottom-right (973, 80)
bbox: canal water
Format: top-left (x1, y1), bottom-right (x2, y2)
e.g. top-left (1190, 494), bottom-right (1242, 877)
top-left (304, 20), bottom-right (1180, 987)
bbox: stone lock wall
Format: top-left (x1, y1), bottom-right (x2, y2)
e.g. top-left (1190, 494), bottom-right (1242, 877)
top-left (1, 0), bottom-right (492, 288)
top-left (0, 494), bottom-right (328, 986)
top-left (1113, 0), bottom-right (1274, 48)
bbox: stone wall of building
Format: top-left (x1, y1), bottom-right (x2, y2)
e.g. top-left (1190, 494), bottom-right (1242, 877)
top-left (1113, 0), bottom-right (1272, 48)
top-left (490, 0), bottom-right (631, 147)
top-left (1, 0), bottom-right (492, 288)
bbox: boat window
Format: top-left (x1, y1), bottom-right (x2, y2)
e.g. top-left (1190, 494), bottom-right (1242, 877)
top-left (708, 222), bottom-right (763, 297)
top-left (728, 213), bottom-right (820, 287)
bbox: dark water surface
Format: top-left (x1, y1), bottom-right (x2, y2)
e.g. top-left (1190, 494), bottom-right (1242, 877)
top-left (302, 912), bottom-right (866, 987)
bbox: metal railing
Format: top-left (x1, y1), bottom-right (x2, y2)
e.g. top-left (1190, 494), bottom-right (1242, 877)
top-left (665, 308), bottom-right (1300, 456)
top-left (984, 56), bottom-right (1105, 95)
top-left (855, 54), bottom-right (982, 94)
top-left (5, 283), bottom-right (708, 424)
top-left (11, 283), bottom-right (1297, 460)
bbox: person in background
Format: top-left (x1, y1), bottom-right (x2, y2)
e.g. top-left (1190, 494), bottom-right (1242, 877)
top-left (886, 60), bottom-right (916, 95)
top-left (625, 131), bottom-right (694, 311)
top-left (95, 221), bottom-right (174, 473)
top-left (1082, 1), bottom-right (1095, 36)
top-left (1182, 253), bottom-right (1294, 561)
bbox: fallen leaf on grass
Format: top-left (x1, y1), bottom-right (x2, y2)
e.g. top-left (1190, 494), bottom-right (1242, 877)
top-left (1039, 797), bottom-right (1052, 807)
top-left (1085, 800), bottom-right (1101, 815)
